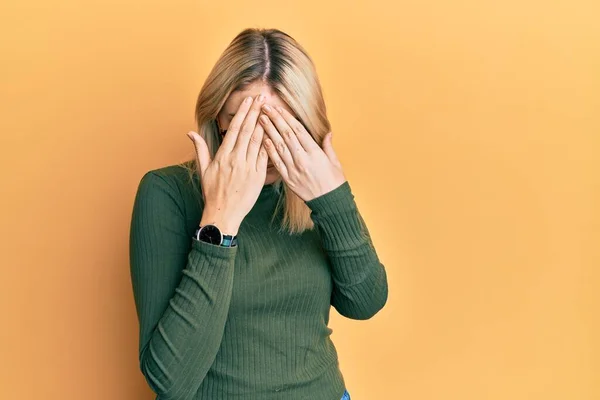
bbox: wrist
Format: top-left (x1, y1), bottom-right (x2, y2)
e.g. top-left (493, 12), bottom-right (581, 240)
top-left (194, 224), bottom-right (238, 247)
top-left (200, 212), bottom-right (240, 236)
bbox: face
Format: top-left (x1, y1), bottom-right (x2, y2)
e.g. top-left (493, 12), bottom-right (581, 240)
top-left (217, 82), bottom-right (296, 185)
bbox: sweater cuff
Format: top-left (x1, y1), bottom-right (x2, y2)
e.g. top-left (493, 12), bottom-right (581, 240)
top-left (191, 237), bottom-right (239, 261)
top-left (305, 181), bottom-right (373, 251)
top-left (304, 181), bottom-right (356, 216)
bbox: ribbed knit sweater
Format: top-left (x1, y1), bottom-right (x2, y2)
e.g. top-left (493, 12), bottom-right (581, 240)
top-left (129, 164), bottom-right (388, 400)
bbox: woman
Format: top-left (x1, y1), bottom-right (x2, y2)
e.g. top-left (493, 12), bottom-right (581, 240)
top-left (129, 28), bottom-right (388, 400)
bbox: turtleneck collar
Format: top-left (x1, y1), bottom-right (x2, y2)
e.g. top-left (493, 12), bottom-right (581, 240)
top-left (250, 180), bottom-right (283, 217)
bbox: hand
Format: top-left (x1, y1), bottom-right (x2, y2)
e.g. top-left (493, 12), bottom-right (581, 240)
top-left (186, 95), bottom-right (269, 235)
top-left (258, 104), bottom-right (347, 202)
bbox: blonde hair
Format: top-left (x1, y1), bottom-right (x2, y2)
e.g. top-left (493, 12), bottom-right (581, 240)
top-left (179, 28), bottom-right (332, 235)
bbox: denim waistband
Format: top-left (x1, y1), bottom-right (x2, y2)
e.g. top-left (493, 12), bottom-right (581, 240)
top-left (341, 389), bottom-right (351, 400)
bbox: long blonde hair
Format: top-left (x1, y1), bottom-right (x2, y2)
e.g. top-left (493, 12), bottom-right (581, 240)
top-left (179, 28), bottom-right (332, 235)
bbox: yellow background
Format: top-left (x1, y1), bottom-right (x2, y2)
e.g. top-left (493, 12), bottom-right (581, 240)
top-left (1, 0), bottom-right (598, 399)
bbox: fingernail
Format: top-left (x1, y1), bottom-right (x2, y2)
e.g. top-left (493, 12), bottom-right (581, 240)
top-left (263, 104), bottom-right (271, 112)
top-left (245, 96), bottom-right (253, 104)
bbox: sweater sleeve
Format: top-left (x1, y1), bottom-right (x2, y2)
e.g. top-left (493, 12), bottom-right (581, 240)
top-left (305, 180), bottom-right (388, 320)
top-left (129, 171), bottom-right (237, 400)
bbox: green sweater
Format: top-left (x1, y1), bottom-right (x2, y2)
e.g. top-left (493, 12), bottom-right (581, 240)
top-left (129, 164), bottom-right (388, 400)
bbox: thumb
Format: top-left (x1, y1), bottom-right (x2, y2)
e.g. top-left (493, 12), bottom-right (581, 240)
top-left (322, 131), bottom-right (339, 165)
top-left (186, 130), bottom-right (211, 176)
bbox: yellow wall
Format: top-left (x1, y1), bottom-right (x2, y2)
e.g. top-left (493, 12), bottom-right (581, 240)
top-left (1, 0), bottom-right (598, 399)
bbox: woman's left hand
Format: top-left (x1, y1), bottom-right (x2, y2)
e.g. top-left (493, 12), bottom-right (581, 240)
top-left (259, 104), bottom-right (347, 202)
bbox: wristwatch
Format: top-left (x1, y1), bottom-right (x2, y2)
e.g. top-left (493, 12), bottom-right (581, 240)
top-left (194, 224), bottom-right (238, 247)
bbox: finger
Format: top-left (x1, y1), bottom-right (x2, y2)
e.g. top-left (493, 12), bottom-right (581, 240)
top-left (273, 106), bottom-right (320, 153)
top-left (233, 94), bottom-right (266, 157)
top-left (186, 130), bottom-right (211, 176)
top-left (263, 137), bottom-right (288, 179)
top-left (217, 96), bottom-right (254, 156)
top-left (256, 143), bottom-right (269, 172)
top-left (260, 105), bottom-right (305, 163)
top-left (246, 114), bottom-right (265, 164)
top-left (322, 131), bottom-right (341, 166)
top-left (258, 112), bottom-right (296, 169)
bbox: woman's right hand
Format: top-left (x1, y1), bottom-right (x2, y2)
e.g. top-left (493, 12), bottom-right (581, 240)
top-left (186, 94), bottom-right (270, 236)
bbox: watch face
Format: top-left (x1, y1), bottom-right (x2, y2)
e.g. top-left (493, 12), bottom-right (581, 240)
top-left (199, 224), bottom-right (222, 245)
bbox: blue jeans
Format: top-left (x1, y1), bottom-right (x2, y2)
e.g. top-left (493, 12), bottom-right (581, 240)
top-left (341, 389), bottom-right (351, 400)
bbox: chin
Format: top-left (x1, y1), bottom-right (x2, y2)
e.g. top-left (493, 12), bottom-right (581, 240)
top-left (264, 168), bottom-right (281, 185)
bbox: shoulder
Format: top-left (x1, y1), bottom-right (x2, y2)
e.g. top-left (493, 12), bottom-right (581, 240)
top-left (138, 160), bottom-right (199, 194)
top-left (134, 160), bottom-right (202, 217)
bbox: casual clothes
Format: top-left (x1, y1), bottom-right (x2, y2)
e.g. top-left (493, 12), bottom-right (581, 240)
top-left (129, 164), bottom-right (388, 399)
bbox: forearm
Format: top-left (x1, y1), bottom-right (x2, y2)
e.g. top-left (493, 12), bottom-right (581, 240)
top-left (305, 181), bottom-right (389, 319)
top-left (135, 239), bottom-right (237, 399)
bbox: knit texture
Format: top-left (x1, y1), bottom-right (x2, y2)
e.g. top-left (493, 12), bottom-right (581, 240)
top-left (129, 164), bottom-right (388, 400)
